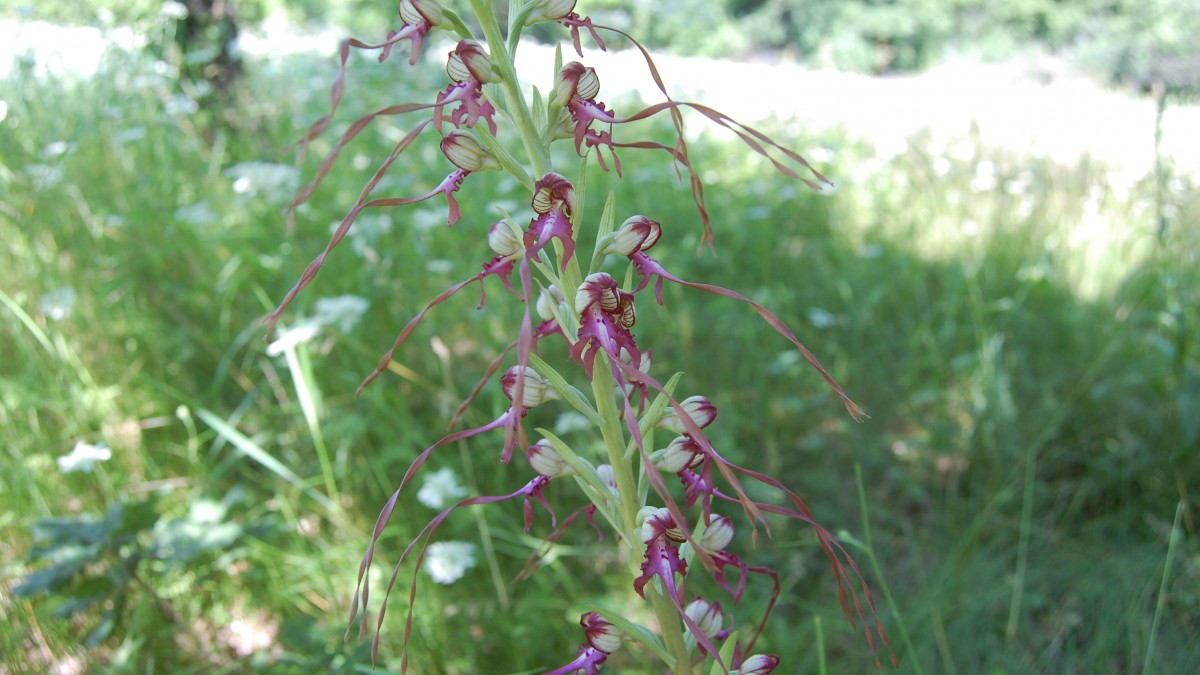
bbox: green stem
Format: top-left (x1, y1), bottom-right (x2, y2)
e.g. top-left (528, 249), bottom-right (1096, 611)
top-left (470, 0), bottom-right (551, 178)
top-left (591, 355), bottom-right (693, 675)
top-left (855, 463), bottom-right (921, 674)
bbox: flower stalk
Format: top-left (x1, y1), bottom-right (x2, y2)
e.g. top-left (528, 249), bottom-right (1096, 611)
top-left (269, 1), bottom-right (893, 672)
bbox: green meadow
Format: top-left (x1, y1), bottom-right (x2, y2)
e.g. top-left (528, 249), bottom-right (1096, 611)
top-left (2, 29), bottom-right (1198, 674)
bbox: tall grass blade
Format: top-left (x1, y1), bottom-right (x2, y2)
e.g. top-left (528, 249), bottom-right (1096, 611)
top-left (196, 408), bottom-right (335, 512)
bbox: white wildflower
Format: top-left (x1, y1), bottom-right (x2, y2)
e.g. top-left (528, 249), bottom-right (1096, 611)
top-left (312, 295), bottom-right (368, 333)
top-left (416, 467), bottom-right (468, 509)
top-left (58, 441), bottom-right (112, 473)
top-left (425, 541), bottom-right (477, 584)
top-left (224, 162), bottom-right (300, 205)
top-left (38, 286), bottom-right (76, 320)
top-left (265, 321), bottom-right (319, 357)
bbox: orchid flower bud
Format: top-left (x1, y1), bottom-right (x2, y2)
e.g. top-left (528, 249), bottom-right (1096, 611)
top-left (574, 65), bottom-right (600, 101)
top-left (602, 215), bottom-right (663, 256)
top-left (440, 131), bottom-right (498, 172)
top-left (501, 366), bottom-right (557, 407)
top-left (399, 0), bottom-right (445, 27)
top-left (551, 62), bottom-right (599, 107)
top-left (488, 219), bottom-right (524, 259)
top-left (527, 439), bottom-right (572, 478)
top-left (733, 655), bottom-right (781, 674)
top-left (640, 507), bottom-right (685, 543)
top-left (536, 284), bottom-right (567, 322)
top-left (698, 513), bottom-right (735, 552)
top-left (447, 40), bottom-right (498, 83)
top-left (596, 464), bottom-right (618, 496)
top-left (580, 611), bottom-right (622, 654)
top-left (532, 0), bottom-right (577, 21)
top-left (651, 435), bottom-right (704, 474)
top-left (575, 273), bottom-right (620, 314)
top-left (657, 395), bottom-right (718, 434)
top-left (531, 172), bottom-right (577, 215)
top-left (684, 598), bottom-right (725, 639)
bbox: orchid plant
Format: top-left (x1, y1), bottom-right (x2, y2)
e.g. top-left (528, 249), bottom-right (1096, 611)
top-left (266, 1), bottom-right (892, 672)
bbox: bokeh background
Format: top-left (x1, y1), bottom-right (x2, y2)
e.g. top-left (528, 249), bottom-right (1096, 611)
top-left (2, 1), bottom-right (1198, 673)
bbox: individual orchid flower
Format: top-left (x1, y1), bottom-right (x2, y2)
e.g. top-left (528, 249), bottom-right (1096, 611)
top-left (434, 40), bottom-right (499, 134)
top-left (601, 214), bottom-right (662, 257)
top-left (634, 508), bottom-right (688, 606)
top-left (684, 597), bottom-right (730, 654)
top-left (547, 12), bottom-right (833, 247)
top-left (378, 0), bottom-right (446, 66)
top-left (544, 612), bottom-right (621, 675)
top-left (526, 439), bottom-right (573, 478)
top-left (657, 395), bottom-right (718, 434)
top-left (651, 435), bottom-right (705, 475)
top-left (732, 654), bottom-right (781, 674)
top-left (695, 513), bottom-right (779, 611)
top-left (571, 272), bottom-right (642, 381)
top-left (551, 61), bottom-right (622, 174)
top-left (530, 0), bottom-right (579, 24)
top-left (634, 507), bottom-right (729, 666)
top-left (500, 365), bottom-right (558, 408)
top-left (523, 172), bottom-right (578, 271)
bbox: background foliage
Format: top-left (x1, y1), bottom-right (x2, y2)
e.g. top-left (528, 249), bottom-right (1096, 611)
top-left (9, 0), bottom-right (1200, 85)
top-left (2, 1), bottom-right (1198, 673)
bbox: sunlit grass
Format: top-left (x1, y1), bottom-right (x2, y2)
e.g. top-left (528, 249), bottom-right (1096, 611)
top-left (1, 38), bottom-right (1197, 673)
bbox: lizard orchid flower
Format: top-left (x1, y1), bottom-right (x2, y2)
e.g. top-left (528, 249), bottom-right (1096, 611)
top-left (544, 611), bottom-right (621, 675)
top-left (523, 172), bottom-right (578, 271)
top-left (434, 40), bottom-right (499, 134)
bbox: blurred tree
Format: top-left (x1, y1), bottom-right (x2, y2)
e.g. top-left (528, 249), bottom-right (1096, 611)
top-left (173, 0), bottom-right (243, 101)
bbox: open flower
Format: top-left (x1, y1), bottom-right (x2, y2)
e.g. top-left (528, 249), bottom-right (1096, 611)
top-left (523, 173), bottom-right (578, 271)
top-left (435, 40), bottom-right (499, 134)
top-left (416, 467), bottom-right (468, 509)
top-left (57, 440), bottom-right (111, 473)
top-left (377, 0), bottom-right (446, 65)
top-left (424, 541), bottom-right (476, 584)
top-left (545, 611), bottom-right (619, 675)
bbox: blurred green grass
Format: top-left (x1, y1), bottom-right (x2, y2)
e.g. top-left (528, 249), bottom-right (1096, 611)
top-left (2, 38), bottom-right (1198, 674)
